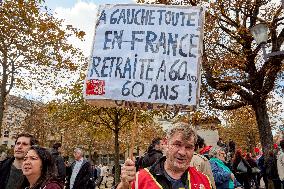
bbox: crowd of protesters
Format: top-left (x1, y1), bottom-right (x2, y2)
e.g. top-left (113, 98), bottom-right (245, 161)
top-left (211, 138), bottom-right (284, 189)
top-left (133, 134), bottom-right (284, 189)
top-left (0, 133), bottom-right (96, 189)
top-left (0, 129), bottom-right (283, 189)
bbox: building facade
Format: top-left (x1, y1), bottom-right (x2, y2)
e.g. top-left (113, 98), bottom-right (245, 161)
top-left (0, 95), bottom-right (36, 148)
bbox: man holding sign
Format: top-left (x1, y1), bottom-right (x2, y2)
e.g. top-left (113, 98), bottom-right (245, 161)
top-left (116, 125), bottom-right (212, 189)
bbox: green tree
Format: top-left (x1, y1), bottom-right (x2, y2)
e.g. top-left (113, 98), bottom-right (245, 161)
top-left (0, 0), bottom-right (85, 135)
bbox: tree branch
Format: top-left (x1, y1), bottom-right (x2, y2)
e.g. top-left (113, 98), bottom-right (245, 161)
top-left (216, 43), bottom-right (239, 55)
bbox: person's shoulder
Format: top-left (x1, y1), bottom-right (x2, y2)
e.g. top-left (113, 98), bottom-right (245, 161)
top-left (82, 160), bottom-right (92, 169)
top-left (82, 159), bottom-right (91, 165)
top-left (50, 149), bottom-right (59, 155)
top-left (0, 157), bottom-right (14, 167)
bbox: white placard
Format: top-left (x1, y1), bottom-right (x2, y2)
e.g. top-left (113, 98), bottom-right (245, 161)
top-left (84, 4), bottom-right (204, 108)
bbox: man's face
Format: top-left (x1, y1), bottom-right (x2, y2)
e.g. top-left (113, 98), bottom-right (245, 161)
top-left (73, 151), bottom-right (82, 160)
top-left (165, 132), bottom-right (195, 173)
top-left (14, 137), bottom-right (31, 159)
top-left (155, 141), bottom-right (162, 151)
top-left (217, 149), bottom-right (226, 162)
top-left (57, 146), bottom-right (62, 153)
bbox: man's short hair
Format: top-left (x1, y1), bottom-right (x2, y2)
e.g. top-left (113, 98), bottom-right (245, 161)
top-left (15, 133), bottom-right (37, 145)
top-left (53, 142), bottom-right (62, 150)
top-left (167, 123), bottom-right (197, 143)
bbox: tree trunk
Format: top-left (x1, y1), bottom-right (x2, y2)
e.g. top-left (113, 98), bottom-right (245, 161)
top-left (114, 120), bottom-right (120, 185)
top-left (0, 59), bottom-right (8, 137)
top-left (0, 52), bottom-right (9, 139)
top-left (0, 95), bottom-right (6, 137)
top-left (252, 100), bottom-right (273, 160)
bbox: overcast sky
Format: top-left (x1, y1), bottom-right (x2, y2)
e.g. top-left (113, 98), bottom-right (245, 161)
top-left (45, 0), bottom-right (135, 56)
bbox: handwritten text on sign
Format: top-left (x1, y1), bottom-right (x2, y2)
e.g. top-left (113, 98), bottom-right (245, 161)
top-left (84, 4), bottom-right (204, 106)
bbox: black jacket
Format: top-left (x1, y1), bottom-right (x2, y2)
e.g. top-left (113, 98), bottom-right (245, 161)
top-left (50, 149), bottom-right (66, 182)
top-left (66, 159), bottom-right (93, 189)
top-left (141, 149), bottom-right (163, 168)
top-left (0, 157), bottom-right (15, 189)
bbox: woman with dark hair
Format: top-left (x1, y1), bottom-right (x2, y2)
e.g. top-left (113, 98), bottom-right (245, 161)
top-left (20, 146), bottom-right (63, 189)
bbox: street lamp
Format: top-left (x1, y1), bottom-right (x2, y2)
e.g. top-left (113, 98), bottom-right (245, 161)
top-left (250, 23), bottom-right (284, 61)
top-left (250, 23), bottom-right (269, 61)
top-left (250, 23), bottom-right (268, 45)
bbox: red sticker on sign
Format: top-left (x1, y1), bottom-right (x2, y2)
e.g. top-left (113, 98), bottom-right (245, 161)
top-left (86, 79), bottom-right (105, 95)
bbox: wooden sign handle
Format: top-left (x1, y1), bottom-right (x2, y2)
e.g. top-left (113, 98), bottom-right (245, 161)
top-left (129, 109), bottom-right (137, 160)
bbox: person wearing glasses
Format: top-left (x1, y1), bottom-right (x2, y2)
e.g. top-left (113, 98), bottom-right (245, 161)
top-left (116, 124), bottom-right (212, 189)
top-left (21, 146), bottom-right (63, 189)
top-left (209, 146), bottom-right (242, 189)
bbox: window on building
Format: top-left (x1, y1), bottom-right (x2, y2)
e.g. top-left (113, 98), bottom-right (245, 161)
top-left (4, 131), bottom-right (9, 138)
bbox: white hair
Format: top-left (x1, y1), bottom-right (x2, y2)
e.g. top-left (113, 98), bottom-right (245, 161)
top-left (209, 146), bottom-right (223, 158)
top-left (74, 148), bottom-right (84, 156)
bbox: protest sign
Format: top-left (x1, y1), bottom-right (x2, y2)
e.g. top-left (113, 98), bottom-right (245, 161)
top-left (84, 4), bottom-right (204, 110)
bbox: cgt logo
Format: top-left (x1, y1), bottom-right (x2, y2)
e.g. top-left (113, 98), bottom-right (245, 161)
top-left (86, 79), bottom-right (105, 96)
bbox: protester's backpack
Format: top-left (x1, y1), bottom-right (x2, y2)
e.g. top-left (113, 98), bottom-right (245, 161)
top-left (237, 159), bottom-right (248, 173)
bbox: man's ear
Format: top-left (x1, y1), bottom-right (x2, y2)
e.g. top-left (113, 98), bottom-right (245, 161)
top-left (162, 138), bottom-right (168, 145)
